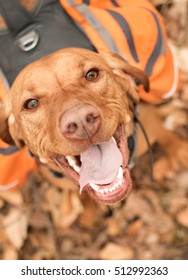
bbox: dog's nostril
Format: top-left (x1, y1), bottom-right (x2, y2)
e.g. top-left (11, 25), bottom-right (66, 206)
top-left (86, 113), bottom-right (97, 124)
top-left (67, 122), bottom-right (78, 133)
top-left (60, 104), bottom-right (101, 140)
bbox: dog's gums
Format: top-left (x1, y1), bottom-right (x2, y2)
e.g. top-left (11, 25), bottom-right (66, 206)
top-left (53, 124), bottom-right (132, 204)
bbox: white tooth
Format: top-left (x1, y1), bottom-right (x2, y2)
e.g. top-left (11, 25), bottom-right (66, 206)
top-left (66, 156), bottom-right (75, 165)
top-left (73, 164), bottom-right (81, 173)
top-left (117, 167), bottom-right (123, 180)
top-left (112, 137), bottom-right (116, 143)
top-left (114, 183), bottom-right (119, 189)
top-left (99, 189), bottom-right (105, 194)
top-left (111, 186), bottom-right (116, 191)
top-left (39, 157), bottom-right (48, 164)
top-left (118, 180), bottom-right (122, 187)
top-left (104, 187), bottom-right (109, 193)
top-left (109, 188), bottom-right (113, 192)
top-left (90, 183), bottom-right (99, 191)
top-left (66, 156), bottom-right (80, 173)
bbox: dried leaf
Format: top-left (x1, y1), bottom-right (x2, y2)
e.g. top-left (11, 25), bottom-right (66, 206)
top-left (29, 210), bottom-right (51, 229)
top-left (176, 172), bottom-right (188, 193)
top-left (3, 242), bottom-right (18, 260)
top-left (0, 190), bottom-right (23, 206)
top-left (59, 191), bottom-right (83, 228)
top-left (127, 219), bottom-right (143, 236)
top-left (79, 194), bottom-right (103, 229)
top-left (3, 208), bottom-right (28, 249)
top-left (43, 188), bottom-right (83, 229)
top-left (29, 232), bottom-right (56, 254)
top-left (99, 242), bottom-right (134, 260)
top-left (0, 198), bottom-right (5, 209)
top-left (178, 48), bottom-right (188, 73)
top-left (176, 208), bottom-right (188, 228)
top-left (106, 217), bottom-right (121, 237)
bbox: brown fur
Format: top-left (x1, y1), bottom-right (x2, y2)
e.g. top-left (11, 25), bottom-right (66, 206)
top-left (0, 0), bottom-right (188, 188)
top-left (0, 48), bottom-right (147, 163)
top-left (0, 47), bottom-right (187, 183)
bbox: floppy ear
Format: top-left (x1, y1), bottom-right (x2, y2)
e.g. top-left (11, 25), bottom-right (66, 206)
top-left (100, 52), bottom-right (150, 104)
top-left (0, 94), bottom-right (15, 145)
top-left (0, 94), bottom-right (26, 148)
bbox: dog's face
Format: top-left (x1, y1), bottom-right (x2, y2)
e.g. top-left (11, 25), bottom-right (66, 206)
top-left (0, 48), bottom-right (149, 204)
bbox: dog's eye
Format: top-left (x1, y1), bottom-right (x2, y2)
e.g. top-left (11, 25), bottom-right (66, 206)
top-left (85, 68), bottom-right (99, 81)
top-left (24, 99), bottom-right (39, 110)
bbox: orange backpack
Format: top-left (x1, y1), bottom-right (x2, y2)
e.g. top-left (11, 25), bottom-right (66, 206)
top-left (59, 0), bottom-right (180, 103)
top-left (0, 0), bottom-right (180, 190)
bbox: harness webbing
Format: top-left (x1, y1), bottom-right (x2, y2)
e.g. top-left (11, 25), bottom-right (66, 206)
top-left (67, 2), bottom-right (125, 57)
top-left (106, 9), bottom-right (139, 63)
top-left (0, 146), bottom-right (19, 155)
top-left (144, 9), bottom-right (166, 76)
top-left (0, 0), bottom-right (33, 34)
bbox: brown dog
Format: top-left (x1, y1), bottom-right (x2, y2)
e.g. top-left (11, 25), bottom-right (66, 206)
top-left (1, 47), bottom-right (188, 205)
top-left (0, 48), bottom-right (150, 204)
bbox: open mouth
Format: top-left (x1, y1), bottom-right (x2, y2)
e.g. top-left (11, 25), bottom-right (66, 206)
top-left (53, 124), bottom-right (132, 204)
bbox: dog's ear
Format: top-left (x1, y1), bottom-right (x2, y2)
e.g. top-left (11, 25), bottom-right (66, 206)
top-left (0, 93), bottom-right (25, 148)
top-left (0, 94), bottom-right (15, 145)
top-left (1, 74), bottom-right (27, 148)
top-left (101, 52), bottom-right (150, 103)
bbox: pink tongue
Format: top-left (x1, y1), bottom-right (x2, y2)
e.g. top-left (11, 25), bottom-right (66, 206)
top-left (79, 138), bottom-right (122, 191)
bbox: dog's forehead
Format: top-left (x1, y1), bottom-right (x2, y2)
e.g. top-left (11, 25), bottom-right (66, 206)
top-left (11, 48), bottom-right (112, 95)
top-left (22, 49), bottom-right (106, 77)
top-left (52, 49), bottom-right (106, 69)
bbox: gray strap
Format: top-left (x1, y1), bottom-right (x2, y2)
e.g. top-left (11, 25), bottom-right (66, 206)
top-left (67, 1), bottom-right (126, 59)
top-left (107, 9), bottom-right (139, 63)
top-left (144, 10), bottom-right (166, 76)
top-left (0, 0), bottom-right (33, 34)
top-left (0, 146), bottom-right (19, 155)
top-left (110, 0), bottom-right (119, 6)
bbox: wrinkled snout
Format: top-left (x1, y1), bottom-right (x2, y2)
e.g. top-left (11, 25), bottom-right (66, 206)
top-left (60, 103), bottom-right (101, 140)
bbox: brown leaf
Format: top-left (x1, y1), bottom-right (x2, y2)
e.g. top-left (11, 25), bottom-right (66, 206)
top-left (29, 231), bottom-right (57, 257)
top-left (32, 249), bottom-right (55, 260)
top-left (0, 190), bottom-right (23, 206)
top-left (106, 217), bottom-right (121, 237)
top-left (0, 198), bottom-right (5, 209)
top-left (176, 172), bottom-right (188, 193)
top-left (153, 158), bottom-right (174, 180)
top-left (127, 219), bottom-right (143, 236)
top-left (79, 194), bottom-right (103, 229)
top-left (3, 242), bottom-right (18, 260)
top-left (168, 196), bottom-right (188, 215)
top-left (3, 208), bottom-right (28, 249)
top-left (176, 208), bottom-right (188, 228)
top-left (99, 242), bottom-right (134, 260)
top-left (137, 244), bottom-right (166, 260)
top-left (59, 190), bottom-right (83, 228)
top-left (178, 48), bottom-right (188, 73)
top-left (29, 210), bottom-right (51, 229)
top-left (164, 110), bottom-right (188, 130)
top-left (43, 188), bottom-right (83, 229)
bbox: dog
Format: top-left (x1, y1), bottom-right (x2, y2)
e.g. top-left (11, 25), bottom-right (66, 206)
top-left (1, 47), bottom-right (188, 205)
top-left (0, 48), bottom-right (149, 204)
top-left (0, 1), bottom-right (188, 204)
